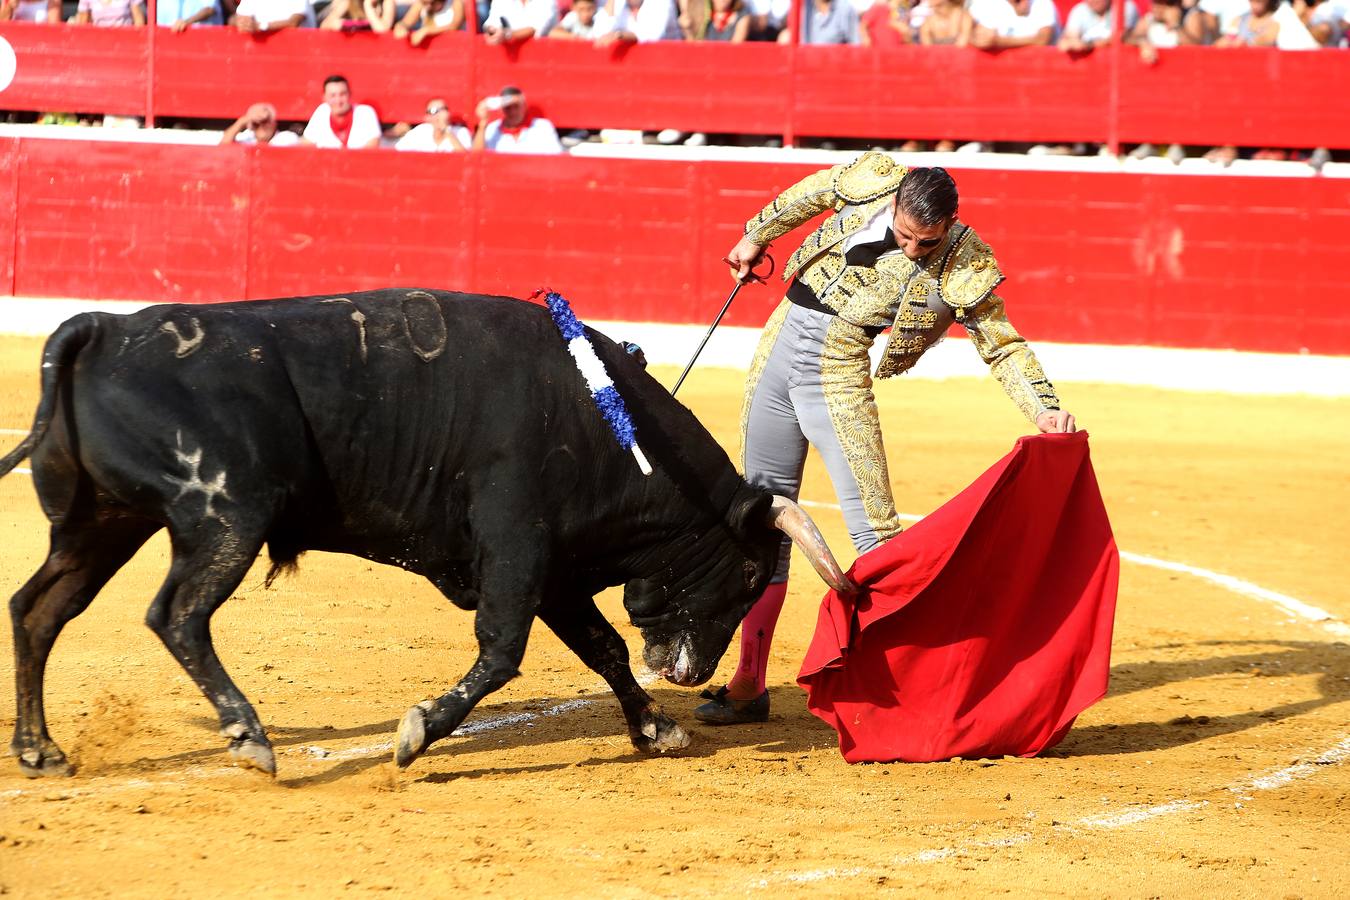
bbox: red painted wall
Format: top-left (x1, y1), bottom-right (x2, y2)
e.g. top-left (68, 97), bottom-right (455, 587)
top-left (3, 23), bottom-right (1350, 149)
top-left (3, 136), bottom-right (1348, 355)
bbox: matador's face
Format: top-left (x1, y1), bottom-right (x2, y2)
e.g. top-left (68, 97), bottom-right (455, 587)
top-left (891, 204), bottom-right (955, 261)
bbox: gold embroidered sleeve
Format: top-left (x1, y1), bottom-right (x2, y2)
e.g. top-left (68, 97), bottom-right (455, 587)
top-left (743, 164), bottom-right (846, 246)
top-left (964, 294), bottom-right (1061, 423)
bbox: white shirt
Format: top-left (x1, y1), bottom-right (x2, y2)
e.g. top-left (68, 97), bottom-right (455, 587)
top-left (1196, 0), bottom-right (1247, 32)
top-left (13, 0), bottom-right (55, 22)
top-left (557, 7), bottom-right (614, 37)
top-left (483, 117), bottom-right (564, 154)
top-left (1063, 1), bottom-right (1138, 43)
top-left (1272, 1), bottom-right (1319, 48)
top-left (234, 0), bottom-right (309, 27)
top-left (969, 0), bottom-right (1060, 39)
top-left (302, 103), bottom-right (383, 149)
top-left (235, 129), bottom-right (302, 146)
top-left (610, 0), bottom-right (684, 41)
top-left (744, 0), bottom-right (792, 28)
top-left (396, 122), bottom-right (473, 151)
top-left (1311, 0), bottom-right (1348, 46)
top-left (483, 0), bottom-right (558, 35)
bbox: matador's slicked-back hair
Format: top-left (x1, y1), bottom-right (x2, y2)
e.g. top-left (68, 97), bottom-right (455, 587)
top-left (897, 167), bottom-right (959, 226)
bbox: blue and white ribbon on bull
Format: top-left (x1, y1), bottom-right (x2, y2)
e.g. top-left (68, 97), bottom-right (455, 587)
top-left (540, 289), bottom-right (653, 476)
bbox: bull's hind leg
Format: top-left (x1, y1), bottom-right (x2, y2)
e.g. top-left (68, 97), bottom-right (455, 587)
top-left (539, 598), bottom-right (690, 754)
top-left (144, 526), bottom-right (275, 774)
top-left (10, 520), bottom-right (158, 777)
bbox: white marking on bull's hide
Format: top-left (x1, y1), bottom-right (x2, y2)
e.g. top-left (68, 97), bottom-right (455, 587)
top-left (164, 431), bottom-right (231, 519)
top-left (402, 291), bottom-right (447, 362)
top-left (351, 311), bottom-right (368, 362)
top-left (160, 318), bottom-right (205, 358)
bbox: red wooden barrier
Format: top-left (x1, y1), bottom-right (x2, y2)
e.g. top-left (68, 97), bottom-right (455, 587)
top-left (3, 23), bottom-right (1350, 149)
top-left (3, 136), bottom-right (1349, 354)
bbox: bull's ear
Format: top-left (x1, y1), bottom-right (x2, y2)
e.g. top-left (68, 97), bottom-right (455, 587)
top-left (727, 486), bottom-right (775, 540)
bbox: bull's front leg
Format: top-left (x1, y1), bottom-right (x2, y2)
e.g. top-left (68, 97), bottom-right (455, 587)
top-left (539, 597), bottom-right (690, 754)
top-left (395, 543), bottom-right (544, 769)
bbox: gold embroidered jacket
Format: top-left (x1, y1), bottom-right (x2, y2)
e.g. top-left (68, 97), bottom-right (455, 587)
top-left (743, 152), bottom-right (1060, 422)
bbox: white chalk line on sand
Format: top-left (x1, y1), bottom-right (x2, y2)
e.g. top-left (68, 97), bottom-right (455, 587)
top-left (763, 735), bottom-right (1350, 887)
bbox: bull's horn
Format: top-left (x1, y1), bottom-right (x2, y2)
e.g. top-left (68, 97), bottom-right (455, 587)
top-left (767, 496), bottom-right (857, 594)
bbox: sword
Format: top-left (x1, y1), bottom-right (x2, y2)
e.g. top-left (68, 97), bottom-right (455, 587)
top-left (671, 252), bottom-right (775, 397)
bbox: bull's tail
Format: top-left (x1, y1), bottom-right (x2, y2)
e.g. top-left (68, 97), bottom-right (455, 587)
top-left (0, 313), bottom-right (100, 479)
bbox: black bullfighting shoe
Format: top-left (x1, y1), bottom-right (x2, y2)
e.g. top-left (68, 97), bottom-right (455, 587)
top-left (692, 686), bottom-right (770, 725)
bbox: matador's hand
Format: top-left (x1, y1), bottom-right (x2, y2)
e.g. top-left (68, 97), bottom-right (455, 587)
top-left (725, 236), bottom-right (766, 283)
top-left (1036, 410), bottom-right (1077, 433)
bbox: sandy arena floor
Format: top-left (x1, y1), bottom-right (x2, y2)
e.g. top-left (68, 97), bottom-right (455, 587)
top-left (0, 332), bottom-right (1347, 898)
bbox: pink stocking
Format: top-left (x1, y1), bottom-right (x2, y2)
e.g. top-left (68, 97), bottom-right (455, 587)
top-left (727, 581), bottom-right (789, 699)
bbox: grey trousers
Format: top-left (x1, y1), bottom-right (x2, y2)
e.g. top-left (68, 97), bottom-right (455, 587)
top-left (742, 303), bottom-right (900, 582)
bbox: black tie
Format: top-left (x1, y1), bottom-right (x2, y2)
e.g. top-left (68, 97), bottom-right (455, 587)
top-left (845, 228), bottom-right (899, 268)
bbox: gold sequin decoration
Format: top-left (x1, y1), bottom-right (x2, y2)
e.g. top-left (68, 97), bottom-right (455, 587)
top-left (818, 316), bottom-right (903, 542)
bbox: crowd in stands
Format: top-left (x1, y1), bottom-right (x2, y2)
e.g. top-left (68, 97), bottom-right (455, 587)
top-left (3, 0), bottom-right (1347, 49)
top-left (3, 0), bottom-right (1346, 165)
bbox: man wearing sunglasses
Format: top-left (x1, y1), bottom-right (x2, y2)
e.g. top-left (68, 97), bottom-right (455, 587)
top-left (696, 152), bottom-right (1076, 726)
top-left (395, 99), bottom-right (471, 153)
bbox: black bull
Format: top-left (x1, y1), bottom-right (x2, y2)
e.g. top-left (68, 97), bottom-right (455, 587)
top-left (1, 289), bottom-right (850, 778)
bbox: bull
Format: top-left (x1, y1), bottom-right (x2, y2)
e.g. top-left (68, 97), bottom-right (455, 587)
top-left (2, 289), bottom-right (851, 778)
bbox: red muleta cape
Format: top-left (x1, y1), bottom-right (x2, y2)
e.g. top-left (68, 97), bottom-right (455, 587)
top-left (797, 431), bottom-right (1119, 763)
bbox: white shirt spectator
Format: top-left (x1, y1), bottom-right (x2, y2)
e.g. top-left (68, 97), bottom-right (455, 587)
top-left (234, 0), bottom-right (309, 28)
top-left (12, 0), bottom-right (56, 21)
top-left (556, 6), bottom-right (614, 37)
top-left (610, 0), bottom-right (684, 41)
top-left (302, 103), bottom-right (383, 149)
top-left (156, 0), bottom-right (221, 26)
top-left (396, 122), bottom-right (473, 151)
top-left (235, 129), bottom-right (302, 147)
top-left (969, 0), bottom-right (1060, 38)
top-left (744, 0), bottom-right (792, 28)
top-left (483, 117), bottom-right (564, 154)
top-left (1197, 0), bottom-right (1248, 33)
top-left (1063, 0), bottom-right (1138, 42)
top-left (1272, 0), bottom-right (1319, 46)
top-left (1310, 0), bottom-right (1348, 45)
top-left (483, 0), bottom-right (558, 35)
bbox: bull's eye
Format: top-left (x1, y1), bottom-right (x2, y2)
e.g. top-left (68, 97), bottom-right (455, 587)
top-left (743, 559), bottom-right (758, 590)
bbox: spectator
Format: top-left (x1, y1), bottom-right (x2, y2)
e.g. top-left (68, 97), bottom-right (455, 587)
top-left (1182, 0), bottom-right (1246, 43)
top-left (1059, 0), bottom-right (1139, 50)
top-left (221, 103), bottom-right (301, 146)
top-left (74, 0), bottom-right (146, 25)
top-left (156, 0), bottom-right (221, 29)
top-left (597, 0), bottom-right (684, 43)
top-left (1217, 0), bottom-right (1318, 45)
top-left (777, 0), bottom-right (864, 43)
top-left (1129, 0), bottom-right (1193, 62)
top-left (919, 0), bottom-right (973, 43)
top-left (702, 0), bottom-right (753, 39)
top-left (301, 75), bottom-right (383, 149)
top-left (1299, 0), bottom-right (1348, 44)
top-left (393, 0), bottom-right (466, 44)
top-left (232, 0), bottom-right (306, 31)
top-left (482, 0), bottom-right (558, 43)
top-left (321, 0), bottom-right (398, 31)
top-left (396, 98), bottom-right (471, 152)
top-left (970, 0), bottom-right (1060, 47)
top-left (1, 0), bottom-right (61, 22)
top-left (743, 0), bottom-right (791, 38)
top-left (472, 85), bottom-right (564, 154)
top-left (862, 0), bottom-right (915, 44)
top-left (550, 0), bottom-right (613, 37)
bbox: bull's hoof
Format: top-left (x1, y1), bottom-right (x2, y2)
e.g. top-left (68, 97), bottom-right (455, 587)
top-left (395, 701), bottom-right (435, 769)
top-left (16, 747), bottom-right (74, 779)
top-left (633, 706), bottom-right (691, 754)
top-left (228, 738), bottom-right (276, 777)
